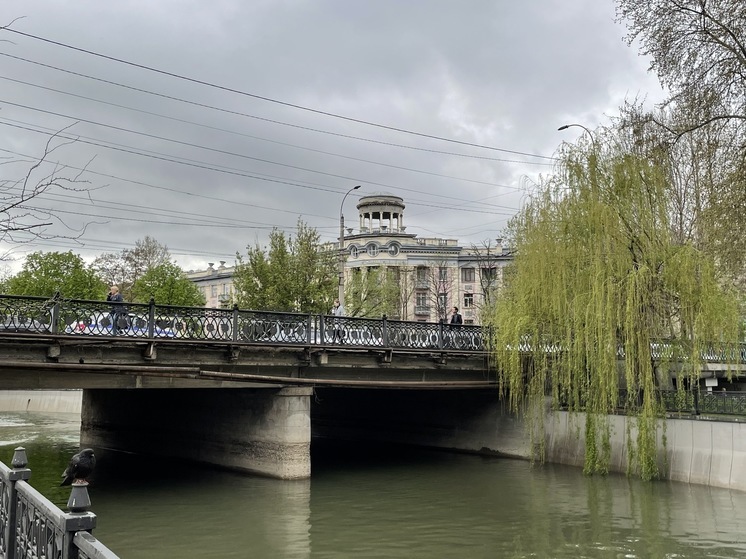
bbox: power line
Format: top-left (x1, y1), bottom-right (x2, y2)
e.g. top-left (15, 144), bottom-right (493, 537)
top-left (2, 29), bottom-right (557, 161)
top-left (0, 98), bottom-right (528, 192)
top-left (0, 74), bottom-right (554, 167)
top-left (0, 119), bottom-right (521, 212)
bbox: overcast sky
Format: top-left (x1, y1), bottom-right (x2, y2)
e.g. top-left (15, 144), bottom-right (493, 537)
top-left (0, 0), bottom-right (664, 274)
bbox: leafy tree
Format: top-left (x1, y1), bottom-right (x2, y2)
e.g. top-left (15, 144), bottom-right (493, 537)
top-left (346, 266), bottom-right (400, 318)
top-left (233, 220), bottom-right (336, 313)
top-left (491, 133), bottom-right (741, 480)
top-left (92, 236), bottom-right (171, 300)
top-left (131, 262), bottom-right (205, 306)
top-left (5, 251), bottom-right (106, 299)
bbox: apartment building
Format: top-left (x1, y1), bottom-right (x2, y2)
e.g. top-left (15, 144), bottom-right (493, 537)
top-left (187, 194), bottom-right (513, 324)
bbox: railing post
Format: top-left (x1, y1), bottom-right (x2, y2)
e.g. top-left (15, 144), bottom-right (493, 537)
top-left (319, 314), bottom-right (326, 344)
top-left (147, 298), bottom-right (156, 338)
top-left (381, 314), bottom-right (388, 347)
top-left (63, 482), bottom-right (97, 559)
top-left (437, 320), bottom-right (444, 350)
top-left (232, 304), bottom-right (239, 343)
top-left (6, 447), bottom-right (31, 559)
top-left (307, 314), bottom-right (313, 344)
top-left (693, 390), bottom-right (700, 416)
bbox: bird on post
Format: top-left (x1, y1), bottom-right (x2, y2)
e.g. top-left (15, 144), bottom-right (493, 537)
top-left (60, 448), bottom-right (96, 486)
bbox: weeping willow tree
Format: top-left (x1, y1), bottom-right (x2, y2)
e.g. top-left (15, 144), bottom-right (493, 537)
top-left (490, 130), bottom-right (741, 480)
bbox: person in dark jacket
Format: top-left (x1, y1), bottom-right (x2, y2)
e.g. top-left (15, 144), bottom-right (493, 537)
top-left (449, 306), bottom-right (463, 325)
top-left (106, 285), bottom-right (124, 335)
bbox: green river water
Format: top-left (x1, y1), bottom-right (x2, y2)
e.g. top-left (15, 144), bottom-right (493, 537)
top-left (2, 411), bottom-right (746, 558)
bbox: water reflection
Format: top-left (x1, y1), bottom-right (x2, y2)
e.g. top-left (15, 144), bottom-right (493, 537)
top-left (2, 412), bottom-right (746, 558)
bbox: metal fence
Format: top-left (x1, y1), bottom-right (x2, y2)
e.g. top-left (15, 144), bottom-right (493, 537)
top-left (0, 447), bottom-right (119, 559)
top-left (0, 294), bottom-right (487, 351)
top-left (659, 390), bottom-right (746, 416)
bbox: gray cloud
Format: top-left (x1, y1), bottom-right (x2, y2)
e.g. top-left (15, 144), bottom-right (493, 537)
top-left (0, 0), bottom-right (663, 273)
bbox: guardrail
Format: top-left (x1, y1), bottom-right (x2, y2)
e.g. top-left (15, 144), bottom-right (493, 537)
top-left (1, 293), bottom-right (744, 361)
top-left (0, 447), bottom-right (119, 559)
top-left (0, 294), bottom-right (487, 351)
top-left (659, 390), bottom-right (746, 416)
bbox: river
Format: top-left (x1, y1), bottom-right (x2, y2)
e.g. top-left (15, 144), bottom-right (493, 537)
top-left (2, 410), bottom-right (746, 558)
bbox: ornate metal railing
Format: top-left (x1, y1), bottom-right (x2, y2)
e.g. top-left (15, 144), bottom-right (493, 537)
top-left (0, 448), bottom-right (119, 559)
top-left (660, 390), bottom-right (746, 416)
top-left (0, 294), bottom-right (744, 360)
top-left (0, 294), bottom-right (487, 351)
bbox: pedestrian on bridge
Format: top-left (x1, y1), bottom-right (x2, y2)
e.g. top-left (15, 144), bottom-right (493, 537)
top-left (331, 298), bottom-right (345, 343)
top-left (447, 306), bottom-right (463, 348)
top-left (106, 285), bottom-right (125, 335)
top-left (449, 306), bottom-right (463, 326)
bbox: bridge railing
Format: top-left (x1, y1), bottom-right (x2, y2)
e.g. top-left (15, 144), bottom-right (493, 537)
top-left (1, 293), bottom-right (742, 358)
top-left (0, 447), bottom-right (119, 559)
top-left (659, 390), bottom-right (746, 416)
top-left (0, 294), bottom-right (488, 351)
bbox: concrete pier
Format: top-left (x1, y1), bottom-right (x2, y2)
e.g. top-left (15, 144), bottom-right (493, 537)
top-left (80, 387), bottom-right (312, 479)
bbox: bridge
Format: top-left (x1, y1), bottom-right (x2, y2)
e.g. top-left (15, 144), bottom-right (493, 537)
top-left (2, 293), bottom-right (743, 483)
top-left (0, 294), bottom-right (499, 482)
top-left (0, 293), bottom-right (491, 388)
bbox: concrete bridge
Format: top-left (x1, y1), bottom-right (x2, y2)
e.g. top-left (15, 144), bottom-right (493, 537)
top-left (0, 294), bottom-right (499, 481)
top-left (2, 294), bottom-right (743, 482)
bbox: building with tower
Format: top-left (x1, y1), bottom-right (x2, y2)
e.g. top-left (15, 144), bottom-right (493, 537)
top-left (188, 193), bottom-right (512, 325)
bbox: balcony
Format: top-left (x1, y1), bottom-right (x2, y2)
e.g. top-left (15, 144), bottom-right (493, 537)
top-left (414, 305), bottom-right (431, 316)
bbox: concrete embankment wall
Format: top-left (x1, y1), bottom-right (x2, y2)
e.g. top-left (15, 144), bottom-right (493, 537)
top-left (312, 388), bottom-right (746, 493)
top-left (542, 411), bottom-right (746, 493)
top-left (0, 390), bottom-right (82, 413)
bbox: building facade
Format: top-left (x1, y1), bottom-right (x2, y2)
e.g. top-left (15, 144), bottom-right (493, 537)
top-left (187, 194), bottom-right (513, 324)
top-left (186, 261), bottom-right (235, 308)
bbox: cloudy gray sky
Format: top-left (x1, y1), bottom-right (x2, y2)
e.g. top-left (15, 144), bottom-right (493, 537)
top-left (1, 0), bottom-right (663, 273)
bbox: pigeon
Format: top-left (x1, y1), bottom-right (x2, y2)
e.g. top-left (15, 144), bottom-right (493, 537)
top-left (60, 448), bottom-right (96, 486)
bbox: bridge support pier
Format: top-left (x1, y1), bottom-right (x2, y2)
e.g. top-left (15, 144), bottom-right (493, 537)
top-left (80, 386), bottom-right (312, 479)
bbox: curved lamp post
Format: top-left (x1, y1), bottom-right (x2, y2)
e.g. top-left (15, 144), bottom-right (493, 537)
top-left (558, 123), bottom-right (597, 148)
top-left (339, 185), bottom-right (361, 304)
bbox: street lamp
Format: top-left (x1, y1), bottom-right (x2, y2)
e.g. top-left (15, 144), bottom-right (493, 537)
top-left (339, 185), bottom-right (361, 305)
top-left (558, 123), bottom-right (596, 147)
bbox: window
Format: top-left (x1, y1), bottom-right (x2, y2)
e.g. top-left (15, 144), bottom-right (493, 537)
top-left (461, 267), bottom-right (475, 282)
top-left (350, 246), bottom-right (359, 258)
top-left (416, 267), bottom-right (428, 283)
top-left (210, 285), bottom-right (218, 297)
top-left (222, 283), bottom-right (230, 295)
top-left (415, 292), bottom-right (428, 307)
top-left (366, 244), bottom-right (379, 257)
top-left (438, 292), bottom-right (447, 308)
top-left (438, 267), bottom-right (448, 281)
top-left (464, 293), bottom-right (474, 308)
top-left (388, 244), bottom-right (399, 256)
top-left (481, 267), bottom-right (497, 282)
